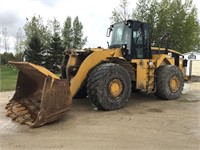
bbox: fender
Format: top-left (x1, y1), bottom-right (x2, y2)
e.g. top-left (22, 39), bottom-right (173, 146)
top-left (70, 49), bottom-right (123, 97)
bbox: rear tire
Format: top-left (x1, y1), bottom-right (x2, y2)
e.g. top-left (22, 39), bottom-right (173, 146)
top-left (87, 63), bottom-right (131, 110)
top-left (154, 65), bottom-right (184, 100)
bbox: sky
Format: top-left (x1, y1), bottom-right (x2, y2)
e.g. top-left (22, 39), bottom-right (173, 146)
top-left (0, 0), bottom-right (200, 53)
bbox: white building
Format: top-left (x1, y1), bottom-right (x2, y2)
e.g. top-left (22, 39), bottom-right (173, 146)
top-left (183, 52), bottom-right (200, 76)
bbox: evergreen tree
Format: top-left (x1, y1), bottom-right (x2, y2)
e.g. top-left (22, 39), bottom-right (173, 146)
top-left (111, 0), bottom-right (200, 53)
top-left (133, 0), bottom-right (151, 22)
top-left (154, 0), bottom-right (200, 52)
top-left (147, 0), bottom-right (159, 45)
top-left (72, 16), bottom-right (87, 49)
top-left (24, 16), bottom-right (49, 65)
top-left (46, 18), bottom-right (64, 71)
top-left (181, 1), bottom-right (200, 52)
top-left (25, 33), bottom-right (45, 65)
top-left (197, 27), bottom-right (200, 51)
top-left (133, 0), bottom-right (159, 45)
top-left (62, 16), bottom-right (73, 49)
top-left (152, 0), bottom-right (171, 45)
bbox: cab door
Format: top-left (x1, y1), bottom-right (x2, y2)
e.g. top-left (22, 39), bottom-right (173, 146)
top-left (132, 22), bottom-right (151, 59)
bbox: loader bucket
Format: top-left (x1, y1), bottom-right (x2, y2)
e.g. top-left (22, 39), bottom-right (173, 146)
top-left (6, 61), bottom-right (72, 127)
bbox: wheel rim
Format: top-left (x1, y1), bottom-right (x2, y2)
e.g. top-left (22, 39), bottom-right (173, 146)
top-left (169, 76), bottom-right (180, 92)
top-left (108, 79), bottom-right (123, 98)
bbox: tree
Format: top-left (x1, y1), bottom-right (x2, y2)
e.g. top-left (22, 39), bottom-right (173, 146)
top-left (25, 33), bottom-right (45, 65)
top-left (24, 16), bottom-right (49, 65)
top-left (110, 0), bottom-right (131, 23)
top-left (46, 18), bottom-right (64, 71)
top-left (195, 23), bottom-right (200, 52)
top-left (133, 0), bottom-right (159, 45)
top-left (0, 52), bottom-right (16, 65)
top-left (15, 28), bottom-right (25, 61)
top-left (110, 0), bottom-right (200, 53)
top-left (62, 16), bottom-right (73, 49)
top-left (133, 0), bottom-right (151, 22)
top-left (0, 30), bottom-right (2, 52)
top-left (181, 2), bottom-right (200, 52)
top-left (2, 28), bottom-right (10, 53)
top-left (152, 0), bottom-right (171, 45)
top-left (133, 0), bottom-right (158, 32)
top-left (72, 16), bottom-right (87, 49)
top-left (154, 0), bottom-right (200, 53)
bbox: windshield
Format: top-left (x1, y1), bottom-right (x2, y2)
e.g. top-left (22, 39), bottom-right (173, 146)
top-left (110, 22), bottom-right (131, 46)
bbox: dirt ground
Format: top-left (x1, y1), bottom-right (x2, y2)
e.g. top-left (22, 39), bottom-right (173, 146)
top-left (0, 82), bottom-right (200, 150)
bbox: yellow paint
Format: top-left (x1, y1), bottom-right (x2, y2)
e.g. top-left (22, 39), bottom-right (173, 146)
top-left (69, 49), bottom-right (123, 97)
top-left (108, 79), bottom-right (123, 98)
top-left (169, 76), bottom-right (180, 92)
top-left (10, 46), bottom-right (186, 97)
top-left (151, 47), bottom-right (183, 55)
top-left (9, 61), bottom-right (59, 79)
top-left (152, 54), bottom-right (174, 67)
top-left (178, 57), bottom-right (185, 76)
top-left (131, 53), bottom-right (175, 90)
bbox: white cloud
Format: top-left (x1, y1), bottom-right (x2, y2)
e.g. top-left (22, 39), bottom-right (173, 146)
top-left (0, 0), bottom-right (200, 53)
top-left (1, 0), bottom-right (125, 53)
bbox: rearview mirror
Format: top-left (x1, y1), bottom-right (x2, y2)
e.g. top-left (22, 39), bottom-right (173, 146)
top-left (106, 26), bottom-right (113, 37)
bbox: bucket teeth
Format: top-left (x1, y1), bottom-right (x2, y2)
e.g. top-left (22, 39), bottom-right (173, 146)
top-left (14, 104), bottom-right (22, 107)
top-left (5, 102), bottom-right (12, 109)
top-left (23, 100), bottom-right (32, 105)
top-left (13, 106), bottom-right (26, 111)
top-left (28, 105), bottom-right (36, 110)
top-left (5, 105), bottom-right (10, 109)
top-left (7, 107), bottom-right (11, 111)
top-left (24, 114), bottom-right (31, 120)
top-left (6, 102), bottom-right (12, 105)
top-left (16, 110), bottom-right (29, 115)
top-left (15, 117), bottom-right (25, 124)
top-left (6, 61), bottom-right (72, 128)
top-left (6, 109), bottom-right (12, 116)
top-left (25, 121), bottom-right (33, 126)
top-left (15, 113), bottom-right (34, 125)
top-left (5, 100), bottom-right (36, 126)
top-left (9, 114), bottom-right (17, 120)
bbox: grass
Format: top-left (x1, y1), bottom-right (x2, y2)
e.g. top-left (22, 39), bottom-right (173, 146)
top-left (0, 66), bottom-right (61, 92)
top-left (0, 66), bottom-right (18, 91)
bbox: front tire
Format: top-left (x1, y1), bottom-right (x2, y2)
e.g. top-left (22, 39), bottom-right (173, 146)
top-left (155, 65), bottom-right (184, 100)
top-left (87, 63), bottom-right (131, 110)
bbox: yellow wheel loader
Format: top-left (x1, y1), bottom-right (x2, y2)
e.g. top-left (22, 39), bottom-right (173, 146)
top-left (6, 20), bottom-right (187, 127)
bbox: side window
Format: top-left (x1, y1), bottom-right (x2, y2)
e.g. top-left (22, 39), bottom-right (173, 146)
top-left (144, 29), bottom-right (149, 46)
top-left (123, 27), bottom-right (131, 55)
top-left (132, 23), bottom-right (150, 59)
top-left (133, 29), bottom-right (142, 45)
top-left (116, 28), bottom-right (123, 43)
top-left (133, 28), bottom-right (143, 59)
top-left (133, 31), bottom-right (137, 43)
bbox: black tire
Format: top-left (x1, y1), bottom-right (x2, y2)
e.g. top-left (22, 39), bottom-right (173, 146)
top-left (154, 65), bottom-right (184, 100)
top-left (87, 63), bottom-right (131, 110)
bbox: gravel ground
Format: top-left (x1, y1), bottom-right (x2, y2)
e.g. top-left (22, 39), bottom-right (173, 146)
top-left (0, 82), bottom-right (200, 150)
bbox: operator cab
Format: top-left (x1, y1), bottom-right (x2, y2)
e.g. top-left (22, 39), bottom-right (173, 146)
top-left (107, 20), bottom-right (151, 60)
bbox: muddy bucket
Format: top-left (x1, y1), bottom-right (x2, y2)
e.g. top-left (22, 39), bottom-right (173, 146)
top-left (6, 62), bottom-right (72, 127)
